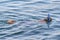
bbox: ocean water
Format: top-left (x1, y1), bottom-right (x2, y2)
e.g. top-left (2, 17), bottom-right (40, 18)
top-left (0, 0), bottom-right (60, 40)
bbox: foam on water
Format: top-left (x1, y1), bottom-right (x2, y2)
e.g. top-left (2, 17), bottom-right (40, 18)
top-left (0, 0), bottom-right (60, 40)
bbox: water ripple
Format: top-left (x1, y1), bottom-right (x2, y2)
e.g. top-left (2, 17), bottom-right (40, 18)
top-left (0, 0), bottom-right (60, 40)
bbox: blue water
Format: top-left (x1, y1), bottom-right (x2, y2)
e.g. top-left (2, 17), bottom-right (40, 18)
top-left (0, 0), bottom-right (60, 40)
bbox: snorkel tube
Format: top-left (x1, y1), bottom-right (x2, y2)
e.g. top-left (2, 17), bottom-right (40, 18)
top-left (47, 14), bottom-right (51, 28)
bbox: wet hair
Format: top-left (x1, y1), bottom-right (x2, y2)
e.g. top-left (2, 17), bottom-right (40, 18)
top-left (44, 17), bottom-right (52, 22)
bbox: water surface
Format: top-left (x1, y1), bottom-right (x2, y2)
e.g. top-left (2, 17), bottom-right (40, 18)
top-left (0, 0), bottom-right (60, 40)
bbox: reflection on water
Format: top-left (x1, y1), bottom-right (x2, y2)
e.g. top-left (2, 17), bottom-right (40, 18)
top-left (0, 0), bottom-right (60, 40)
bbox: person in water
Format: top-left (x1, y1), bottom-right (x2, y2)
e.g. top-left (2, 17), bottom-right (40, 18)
top-left (44, 17), bottom-right (52, 23)
top-left (40, 14), bottom-right (52, 23)
top-left (39, 17), bottom-right (52, 23)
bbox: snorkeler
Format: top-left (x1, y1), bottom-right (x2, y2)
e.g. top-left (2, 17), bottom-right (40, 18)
top-left (44, 17), bottom-right (52, 23)
top-left (39, 17), bottom-right (52, 23)
top-left (38, 14), bottom-right (52, 28)
top-left (39, 14), bottom-right (52, 23)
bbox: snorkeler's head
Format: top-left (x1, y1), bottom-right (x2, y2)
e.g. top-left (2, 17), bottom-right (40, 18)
top-left (44, 14), bottom-right (52, 23)
top-left (44, 17), bottom-right (52, 22)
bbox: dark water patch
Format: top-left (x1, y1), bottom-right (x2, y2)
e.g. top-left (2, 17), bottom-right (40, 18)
top-left (35, 1), bottom-right (50, 4)
top-left (16, 14), bottom-right (41, 20)
top-left (0, 11), bottom-right (20, 15)
top-left (3, 31), bottom-right (25, 38)
top-left (53, 13), bottom-right (60, 14)
top-left (52, 25), bottom-right (60, 28)
top-left (54, 8), bottom-right (60, 10)
top-left (5, 23), bottom-right (21, 30)
top-left (55, 35), bottom-right (60, 39)
top-left (0, 22), bottom-right (21, 30)
top-left (42, 38), bottom-right (56, 40)
top-left (6, 15), bottom-right (18, 17)
top-left (17, 14), bottom-right (32, 17)
top-left (17, 19), bottom-right (31, 21)
top-left (0, 20), bottom-right (11, 27)
top-left (24, 26), bottom-right (43, 36)
top-left (3, 11), bottom-right (14, 13)
top-left (46, 9), bottom-right (54, 11)
top-left (17, 18), bottom-right (33, 22)
top-left (0, 20), bottom-right (7, 24)
top-left (51, 15), bottom-right (58, 17)
top-left (0, 28), bottom-right (8, 30)
top-left (39, 28), bottom-right (53, 30)
top-left (0, 1), bottom-right (9, 3)
top-left (24, 30), bottom-right (40, 36)
top-left (40, 10), bottom-right (50, 13)
top-left (53, 1), bottom-right (60, 2)
top-left (0, 34), bottom-right (6, 36)
top-left (0, 27), bottom-right (13, 30)
top-left (29, 16), bottom-right (42, 20)
top-left (30, 30), bottom-right (40, 34)
top-left (11, 9), bottom-right (22, 12)
top-left (42, 34), bottom-right (50, 36)
top-left (7, 6), bottom-right (18, 8)
top-left (0, 37), bottom-right (5, 40)
top-left (2, 11), bottom-right (20, 16)
top-left (40, 9), bottom-right (54, 13)
top-left (42, 35), bottom-right (60, 40)
top-left (11, 31), bottom-right (25, 35)
top-left (35, 28), bottom-right (54, 33)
